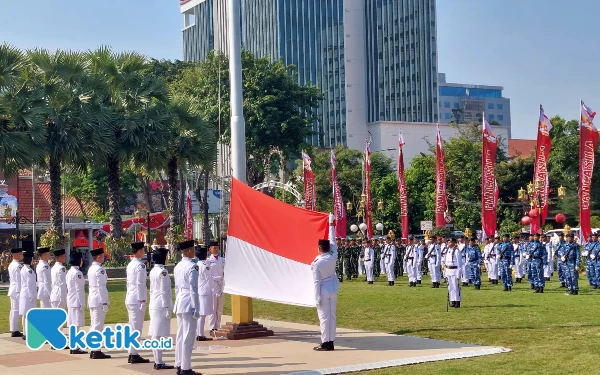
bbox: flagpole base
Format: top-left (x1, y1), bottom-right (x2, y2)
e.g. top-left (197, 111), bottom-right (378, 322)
top-left (215, 321), bottom-right (274, 340)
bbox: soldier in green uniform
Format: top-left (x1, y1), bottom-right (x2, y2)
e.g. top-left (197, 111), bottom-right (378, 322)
top-left (346, 238), bottom-right (356, 280)
top-left (335, 238), bottom-right (344, 282)
top-left (395, 238), bottom-right (405, 277)
top-left (373, 238), bottom-right (381, 278)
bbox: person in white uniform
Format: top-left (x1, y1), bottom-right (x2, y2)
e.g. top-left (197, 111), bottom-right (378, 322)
top-left (125, 242), bottom-right (150, 364)
top-left (312, 232), bottom-right (340, 352)
top-left (148, 247), bottom-right (174, 370)
top-left (87, 248), bottom-right (111, 359)
top-left (19, 251), bottom-right (36, 341)
top-left (543, 234), bottom-right (554, 280)
top-left (66, 251), bottom-right (87, 355)
top-left (173, 240), bottom-right (201, 375)
top-left (207, 240), bottom-right (225, 336)
top-left (426, 237), bottom-right (442, 288)
top-left (50, 249), bottom-right (68, 309)
top-left (36, 247), bottom-right (52, 308)
top-left (7, 248), bottom-right (23, 337)
top-left (513, 235), bottom-right (525, 282)
top-left (482, 238), bottom-right (492, 282)
top-left (383, 237), bottom-right (396, 286)
top-left (404, 237), bottom-right (417, 286)
top-left (416, 239), bottom-right (425, 284)
top-left (488, 237), bottom-right (500, 285)
top-left (458, 236), bottom-right (470, 286)
top-left (195, 245), bottom-right (216, 341)
top-left (363, 241), bottom-right (375, 284)
top-left (443, 237), bottom-right (463, 308)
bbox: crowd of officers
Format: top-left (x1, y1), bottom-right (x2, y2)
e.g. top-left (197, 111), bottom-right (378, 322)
top-left (6, 240), bottom-right (224, 375)
top-left (335, 230), bottom-right (587, 298)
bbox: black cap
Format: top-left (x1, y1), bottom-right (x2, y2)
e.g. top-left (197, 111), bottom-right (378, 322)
top-left (502, 234), bottom-right (510, 238)
top-left (209, 240), bottom-right (219, 247)
top-left (513, 235), bottom-right (520, 240)
top-left (70, 252), bottom-right (83, 266)
top-left (408, 235), bottom-right (414, 240)
top-left (23, 252), bottom-right (34, 264)
top-left (566, 233), bottom-right (574, 238)
top-left (37, 247), bottom-right (50, 254)
top-left (196, 246), bottom-right (208, 261)
top-left (53, 249), bottom-right (66, 256)
top-left (588, 233), bottom-right (593, 238)
top-left (152, 248), bottom-right (169, 264)
top-left (91, 248), bottom-right (104, 257)
top-left (533, 232), bottom-right (540, 237)
top-left (318, 239), bottom-right (330, 251)
top-left (558, 232), bottom-right (565, 237)
top-left (179, 240), bottom-right (195, 250)
top-left (470, 237), bottom-right (477, 241)
top-left (11, 248), bottom-right (22, 254)
top-left (23, 251), bottom-right (34, 258)
top-left (131, 242), bottom-right (145, 251)
top-left (449, 237), bottom-right (457, 242)
top-left (593, 232), bottom-right (599, 237)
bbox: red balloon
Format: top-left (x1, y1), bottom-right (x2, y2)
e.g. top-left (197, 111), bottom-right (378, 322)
top-left (555, 213), bottom-right (566, 224)
top-left (521, 216), bottom-right (531, 226)
top-left (528, 209), bottom-right (539, 218)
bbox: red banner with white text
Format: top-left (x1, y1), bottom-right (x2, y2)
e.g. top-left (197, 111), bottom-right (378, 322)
top-left (435, 125), bottom-right (447, 227)
top-left (398, 134), bottom-right (409, 239)
top-left (580, 101), bottom-right (597, 238)
top-left (302, 151), bottom-right (316, 211)
top-left (531, 105), bottom-right (553, 234)
top-left (331, 150), bottom-right (347, 238)
top-left (482, 118), bottom-right (498, 237)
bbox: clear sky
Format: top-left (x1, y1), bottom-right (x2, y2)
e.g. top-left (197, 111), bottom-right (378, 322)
top-left (1, 0), bottom-right (599, 139)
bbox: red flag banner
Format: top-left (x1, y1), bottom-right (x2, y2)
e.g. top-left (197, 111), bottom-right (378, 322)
top-left (302, 151), bottom-right (316, 211)
top-left (398, 133), bottom-right (409, 239)
top-left (365, 141), bottom-right (373, 239)
top-left (331, 150), bottom-right (347, 238)
top-left (482, 116), bottom-right (498, 237)
top-left (580, 101), bottom-right (598, 238)
top-left (435, 125), bottom-right (447, 227)
top-left (185, 185), bottom-right (193, 240)
top-left (531, 105), bottom-right (553, 234)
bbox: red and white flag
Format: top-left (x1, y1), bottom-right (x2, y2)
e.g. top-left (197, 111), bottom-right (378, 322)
top-left (481, 116), bottom-right (498, 238)
top-left (435, 124), bottom-right (448, 227)
top-left (365, 140), bottom-right (373, 239)
top-left (185, 184), bottom-right (193, 240)
top-left (397, 133), bottom-right (409, 240)
top-left (224, 178), bottom-right (330, 307)
top-left (331, 150), bottom-right (347, 238)
top-left (579, 100), bottom-right (597, 238)
top-left (531, 105), bottom-right (552, 234)
top-left (302, 151), bottom-right (316, 211)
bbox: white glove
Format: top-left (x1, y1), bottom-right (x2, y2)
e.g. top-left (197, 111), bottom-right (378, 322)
top-left (561, 256), bottom-right (566, 263)
top-left (583, 251), bottom-right (589, 257)
top-left (329, 213), bottom-right (335, 225)
top-left (165, 308), bottom-right (171, 319)
top-left (139, 302), bottom-right (146, 311)
top-left (102, 304), bottom-right (109, 313)
top-left (192, 310), bottom-right (200, 320)
top-left (592, 254), bottom-right (596, 260)
top-left (215, 293), bottom-right (222, 298)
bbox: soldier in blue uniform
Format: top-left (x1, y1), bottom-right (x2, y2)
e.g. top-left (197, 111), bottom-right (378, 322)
top-left (525, 233), bottom-right (535, 289)
top-left (499, 234), bottom-right (515, 291)
top-left (554, 233), bottom-right (567, 287)
top-left (530, 233), bottom-right (547, 293)
top-left (466, 237), bottom-right (482, 290)
top-left (582, 233), bottom-right (596, 288)
top-left (591, 232), bottom-right (600, 289)
top-left (562, 233), bottom-right (580, 295)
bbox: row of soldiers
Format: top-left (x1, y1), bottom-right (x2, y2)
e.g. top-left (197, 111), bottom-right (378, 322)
top-left (335, 237), bottom-right (407, 283)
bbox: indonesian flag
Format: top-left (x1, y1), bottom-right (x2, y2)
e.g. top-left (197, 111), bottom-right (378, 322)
top-left (365, 140), bottom-right (373, 239)
top-left (531, 105), bottom-right (552, 234)
top-left (185, 184), bottom-right (193, 240)
top-left (224, 178), bottom-right (330, 307)
top-left (331, 150), bottom-right (347, 238)
top-left (302, 151), bottom-right (316, 211)
top-left (398, 133), bottom-right (409, 239)
top-left (481, 116), bottom-right (498, 237)
top-left (580, 100), bottom-right (597, 238)
top-left (435, 124), bottom-right (447, 227)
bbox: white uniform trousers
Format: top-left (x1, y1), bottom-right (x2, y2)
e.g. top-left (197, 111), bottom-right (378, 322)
top-left (407, 260), bottom-right (418, 282)
top-left (316, 294), bottom-right (337, 343)
top-left (386, 262), bottom-right (395, 281)
top-left (428, 261), bottom-right (441, 282)
top-left (197, 315), bottom-right (208, 337)
top-left (488, 259), bottom-right (499, 279)
top-left (417, 261), bottom-right (423, 281)
top-left (380, 258), bottom-right (387, 275)
top-left (518, 258), bottom-right (526, 278)
top-left (364, 261), bottom-right (374, 282)
top-left (357, 258), bottom-right (364, 275)
top-left (175, 312), bottom-right (197, 371)
top-left (51, 300), bottom-right (67, 309)
top-left (127, 304), bottom-right (145, 355)
top-left (89, 307), bottom-right (107, 332)
top-left (68, 307), bottom-right (84, 327)
top-left (19, 297), bottom-right (36, 337)
top-left (446, 272), bottom-right (461, 301)
top-left (9, 296), bottom-right (19, 332)
top-left (209, 295), bottom-right (224, 330)
top-left (39, 297), bottom-right (51, 308)
top-left (544, 263), bottom-right (553, 278)
top-left (149, 309), bottom-right (171, 365)
top-left (484, 260), bottom-right (490, 277)
top-left (461, 262), bottom-right (469, 283)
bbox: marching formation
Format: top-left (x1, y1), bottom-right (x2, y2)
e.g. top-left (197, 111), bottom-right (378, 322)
top-left (5, 240), bottom-right (225, 375)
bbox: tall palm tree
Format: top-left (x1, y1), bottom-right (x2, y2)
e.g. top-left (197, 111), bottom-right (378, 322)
top-left (27, 49), bottom-right (113, 234)
top-left (88, 48), bottom-right (169, 238)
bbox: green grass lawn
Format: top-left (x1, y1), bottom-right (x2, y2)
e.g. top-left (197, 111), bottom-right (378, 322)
top-left (2, 273), bottom-right (599, 374)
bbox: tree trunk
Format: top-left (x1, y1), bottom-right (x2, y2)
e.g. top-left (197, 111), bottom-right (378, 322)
top-left (107, 155), bottom-right (122, 238)
top-left (202, 169), bottom-right (211, 243)
top-left (48, 154), bottom-right (63, 235)
top-left (158, 171), bottom-right (170, 211)
top-left (167, 156), bottom-right (180, 227)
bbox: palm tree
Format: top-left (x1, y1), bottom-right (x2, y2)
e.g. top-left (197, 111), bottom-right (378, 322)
top-left (27, 49), bottom-right (113, 234)
top-left (88, 47), bottom-right (169, 238)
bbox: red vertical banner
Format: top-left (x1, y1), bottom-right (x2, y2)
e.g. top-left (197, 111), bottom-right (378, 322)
top-left (365, 140), bottom-right (373, 239)
top-left (481, 116), bottom-right (498, 237)
top-left (580, 101), bottom-right (597, 238)
top-left (331, 150), bottom-right (347, 238)
top-left (531, 105), bottom-right (553, 234)
top-left (302, 151), bottom-right (316, 211)
top-left (398, 133), bottom-right (409, 239)
top-left (435, 124), bottom-right (447, 227)
top-left (185, 185), bottom-right (193, 240)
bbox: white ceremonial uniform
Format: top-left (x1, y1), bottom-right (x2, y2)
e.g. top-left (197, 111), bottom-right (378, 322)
top-left (483, 243), bottom-right (492, 276)
top-left (443, 246), bottom-right (463, 302)
top-left (363, 246), bottom-right (375, 282)
top-left (196, 259), bottom-right (216, 337)
top-left (357, 245), bottom-right (365, 275)
top-left (440, 243), bottom-right (448, 278)
top-left (312, 248), bottom-right (340, 344)
top-left (513, 243), bottom-right (524, 279)
top-left (36, 260), bottom-right (52, 308)
top-left (19, 264), bottom-right (37, 336)
top-left (544, 241), bottom-right (554, 278)
top-left (148, 264), bottom-right (172, 365)
top-left (88, 261), bottom-right (109, 332)
top-left (383, 243), bottom-right (396, 281)
top-left (207, 254), bottom-right (225, 331)
top-left (66, 266), bottom-right (85, 327)
top-left (50, 262), bottom-right (68, 309)
top-left (405, 245), bottom-right (417, 282)
top-left (173, 257), bottom-right (200, 372)
top-left (459, 243), bottom-right (469, 283)
top-left (415, 244), bottom-right (424, 282)
top-left (125, 257), bottom-right (148, 355)
top-left (380, 245), bottom-right (387, 275)
top-left (488, 243), bottom-right (499, 280)
top-left (7, 259), bottom-right (23, 332)
top-left (426, 244), bottom-right (441, 283)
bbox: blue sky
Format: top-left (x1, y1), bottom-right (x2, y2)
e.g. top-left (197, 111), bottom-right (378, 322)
top-left (1, 0), bottom-right (598, 139)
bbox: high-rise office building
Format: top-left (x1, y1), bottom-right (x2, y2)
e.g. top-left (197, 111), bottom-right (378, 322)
top-left (180, 0), bottom-right (438, 150)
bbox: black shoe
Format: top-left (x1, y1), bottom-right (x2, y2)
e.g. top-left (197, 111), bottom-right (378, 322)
top-left (91, 351), bottom-right (111, 359)
top-left (154, 363), bottom-right (175, 370)
top-left (177, 367), bottom-right (181, 375)
top-left (129, 354), bottom-right (150, 364)
top-left (508, 286), bottom-right (512, 291)
top-left (534, 287), bottom-right (540, 293)
top-left (327, 341), bottom-right (335, 350)
top-left (455, 301), bottom-right (461, 308)
top-left (70, 348), bottom-right (88, 355)
top-left (392, 281), bottom-right (395, 286)
top-left (573, 290), bottom-right (578, 295)
top-left (540, 287), bottom-right (544, 293)
top-left (11, 331), bottom-right (23, 338)
top-left (560, 282), bottom-right (566, 288)
top-left (432, 283), bottom-right (436, 288)
top-left (313, 342), bottom-right (333, 351)
top-left (476, 285), bottom-right (481, 290)
top-left (504, 287), bottom-right (508, 291)
top-left (196, 336), bottom-right (212, 342)
top-left (450, 301), bottom-right (456, 307)
top-left (180, 370), bottom-right (202, 375)
top-left (594, 285), bottom-right (598, 289)
top-left (417, 280), bottom-right (421, 284)
top-left (531, 284), bottom-right (535, 289)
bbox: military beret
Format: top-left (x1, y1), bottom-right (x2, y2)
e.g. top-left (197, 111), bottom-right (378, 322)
top-left (179, 240), bottom-right (195, 250)
top-left (449, 237), bottom-right (457, 242)
top-left (53, 249), bottom-right (66, 256)
top-left (318, 239), bottom-right (330, 251)
top-left (593, 232), bottom-right (599, 237)
top-left (558, 232), bottom-right (565, 237)
top-left (37, 247), bottom-right (50, 254)
top-left (11, 248), bottom-right (22, 254)
top-left (196, 246), bottom-right (208, 260)
top-left (566, 233), bottom-right (574, 238)
top-left (153, 247), bottom-right (169, 255)
top-left (23, 251), bottom-right (34, 258)
top-left (209, 240), bottom-right (219, 247)
top-left (502, 234), bottom-right (510, 238)
top-left (91, 248), bottom-right (104, 256)
top-left (131, 242), bottom-right (145, 251)
top-left (470, 237), bottom-right (477, 241)
top-left (70, 252), bottom-right (83, 266)
top-left (513, 235), bottom-right (520, 240)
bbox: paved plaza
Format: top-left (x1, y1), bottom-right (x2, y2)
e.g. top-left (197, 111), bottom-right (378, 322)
top-left (0, 315), bottom-right (509, 375)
